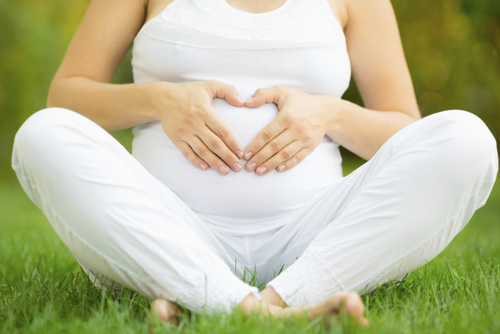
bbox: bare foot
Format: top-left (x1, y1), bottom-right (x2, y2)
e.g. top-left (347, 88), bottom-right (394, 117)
top-left (149, 299), bottom-right (184, 332)
top-left (260, 286), bottom-right (287, 307)
top-left (239, 291), bottom-right (369, 327)
top-left (305, 292), bottom-right (369, 326)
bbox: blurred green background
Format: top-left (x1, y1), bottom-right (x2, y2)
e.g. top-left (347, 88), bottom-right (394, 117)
top-left (0, 0), bottom-right (499, 182)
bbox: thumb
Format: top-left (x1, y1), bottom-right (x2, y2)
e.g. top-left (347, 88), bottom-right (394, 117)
top-left (245, 86), bottom-right (283, 108)
top-left (208, 81), bottom-right (245, 107)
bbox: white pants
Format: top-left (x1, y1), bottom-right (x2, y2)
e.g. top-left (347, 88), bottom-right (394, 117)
top-left (11, 108), bottom-right (498, 313)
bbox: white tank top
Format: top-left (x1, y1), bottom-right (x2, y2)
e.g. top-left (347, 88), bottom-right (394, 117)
top-left (131, 0), bottom-right (351, 226)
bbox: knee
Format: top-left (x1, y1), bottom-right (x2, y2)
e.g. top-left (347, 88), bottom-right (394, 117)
top-left (12, 108), bottom-right (89, 167)
top-left (438, 110), bottom-right (497, 163)
top-left (426, 110), bottom-right (498, 184)
top-left (16, 107), bottom-right (82, 138)
top-left (14, 108), bottom-right (88, 149)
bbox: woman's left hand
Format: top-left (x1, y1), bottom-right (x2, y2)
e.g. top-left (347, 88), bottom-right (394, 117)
top-left (243, 86), bottom-right (336, 176)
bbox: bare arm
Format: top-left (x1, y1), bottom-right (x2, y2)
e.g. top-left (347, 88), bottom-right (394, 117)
top-left (47, 0), bottom-right (156, 131)
top-left (241, 0), bottom-right (421, 174)
top-left (327, 0), bottom-right (421, 160)
top-left (47, 0), bottom-right (246, 174)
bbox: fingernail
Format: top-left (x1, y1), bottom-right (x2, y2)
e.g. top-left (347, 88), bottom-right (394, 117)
top-left (200, 163), bottom-right (208, 171)
top-left (246, 97), bottom-right (255, 104)
top-left (277, 165), bottom-right (286, 172)
top-left (236, 150), bottom-right (244, 159)
top-left (245, 152), bottom-right (253, 160)
top-left (257, 166), bottom-right (267, 175)
top-left (233, 162), bottom-right (242, 172)
top-left (237, 96), bottom-right (244, 104)
top-left (219, 166), bottom-right (229, 175)
top-left (247, 162), bottom-right (256, 172)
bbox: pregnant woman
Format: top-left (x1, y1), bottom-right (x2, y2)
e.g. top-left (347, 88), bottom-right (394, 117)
top-left (11, 0), bottom-right (498, 326)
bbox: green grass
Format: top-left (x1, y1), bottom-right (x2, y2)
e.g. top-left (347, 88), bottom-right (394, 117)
top-left (1, 159), bottom-right (499, 333)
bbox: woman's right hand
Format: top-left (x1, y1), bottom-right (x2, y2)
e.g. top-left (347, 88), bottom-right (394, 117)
top-left (151, 80), bottom-right (245, 175)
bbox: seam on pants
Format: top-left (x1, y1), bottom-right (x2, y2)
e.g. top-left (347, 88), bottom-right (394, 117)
top-left (12, 165), bottom-right (27, 176)
top-left (307, 124), bottom-right (480, 292)
top-left (309, 221), bottom-right (450, 294)
top-left (303, 250), bottom-right (345, 290)
top-left (309, 192), bottom-right (472, 293)
top-left (364, 190), bottom-right (476, 289)
top-left (347, 208), bottom-right (465, 291)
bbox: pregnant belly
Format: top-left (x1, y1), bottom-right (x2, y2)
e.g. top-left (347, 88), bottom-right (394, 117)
top-left (131, 99), bottom-right (343, 220)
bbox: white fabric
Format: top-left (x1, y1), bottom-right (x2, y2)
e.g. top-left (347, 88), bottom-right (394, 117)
top-left (11, 0), bottom-right (499, 312)
top-left (12, 108), bottom-right (498, 311)
top-left (12, 108), bottom-right (260, 313)
top-left (135, 0), bottom-right (345, 49)
top-left (131, 0), bottom-right (350, 221)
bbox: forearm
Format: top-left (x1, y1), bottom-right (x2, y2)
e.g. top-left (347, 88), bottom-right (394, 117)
top-left (47, 77), bottom-right (161, 131)
top-left (326, 98), bottom-right (420, 160)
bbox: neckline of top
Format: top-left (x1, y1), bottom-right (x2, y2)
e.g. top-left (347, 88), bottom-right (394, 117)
top-left (196, 0), bottom-right (308, 27)
top-left (220, 0), bottom-right (295, 17)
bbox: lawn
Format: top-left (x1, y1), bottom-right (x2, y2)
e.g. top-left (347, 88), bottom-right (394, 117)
top-left (1, 159), bottom-right (499, 333)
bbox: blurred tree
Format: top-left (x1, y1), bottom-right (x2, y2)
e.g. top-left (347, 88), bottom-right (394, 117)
top-left (0, 0), bottom-right (499, 179)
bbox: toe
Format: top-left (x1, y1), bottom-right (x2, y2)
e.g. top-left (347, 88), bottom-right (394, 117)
top-left (151, 299), bottom-right (170, 322)
top-left (343, 292), bottom-right (368, 326)
top-left (343, 292), bottom-right (365, 316)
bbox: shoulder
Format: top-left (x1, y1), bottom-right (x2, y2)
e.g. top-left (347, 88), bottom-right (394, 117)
top-left (325, 0), bottom-right (348, 29)
top-left (331, 0), bottom-right (396, 31)
top-left (144, 0), bottom-right (175, 24)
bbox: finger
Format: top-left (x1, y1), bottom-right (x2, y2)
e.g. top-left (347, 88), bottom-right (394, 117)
top-left (275, 147), bottom-right (314, 174)
top-left (205, 112), bottom-right (245, 159)
top-left (206, 80), bottom-right (245, 107)
top-left (245, 130), bottom-right (295, 172)
top-left (175, 140), bottom-right (209, 171)
top-left (252, 140), bottom-right (303, 176)
top-left (197, 129), bottom-right (243, 173)
top-left (187, 135), bottom-right (233, 175)
top-left (245, 86), bottom-right (285, 108)
top-left (244, 119), bottom-right (285, 161)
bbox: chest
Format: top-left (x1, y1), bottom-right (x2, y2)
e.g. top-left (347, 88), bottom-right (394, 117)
top-left (145, 0), bottom-right (347, 28)
top-left (133, 0), bottom-right (351, 97)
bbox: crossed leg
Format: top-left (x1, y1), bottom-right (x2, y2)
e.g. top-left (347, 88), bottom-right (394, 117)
top-left (149, 110), bottom-right (497, 326)
top-left (264, 110), bottom-right (498, 308)
top-left (12, 108), bottom-right (258, 313)
top-left (12, 107), bottom-right (369, 325)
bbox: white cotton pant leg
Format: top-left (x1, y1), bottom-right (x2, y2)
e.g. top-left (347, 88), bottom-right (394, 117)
top-left (267, 110), bottom-right (498, 307)
top-left (12, 108), bottom-right (498, 312)
top-left (11, 108), bottom-right (260, 314)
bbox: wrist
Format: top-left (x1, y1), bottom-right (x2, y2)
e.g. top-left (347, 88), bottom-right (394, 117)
top-left (321, 95), bottom-right (350, 141)
top-left (143, 81), bottom-right (179, 122)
